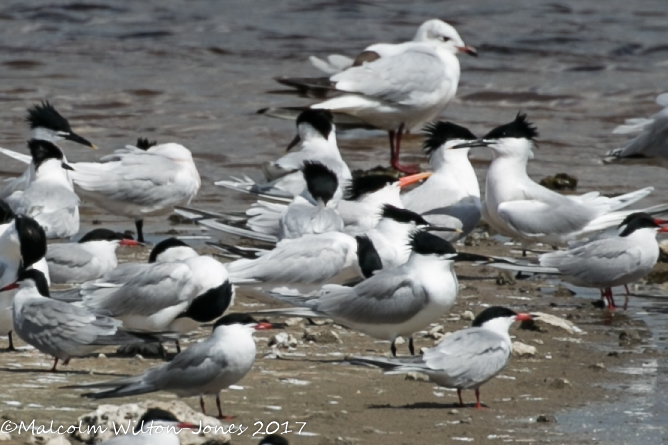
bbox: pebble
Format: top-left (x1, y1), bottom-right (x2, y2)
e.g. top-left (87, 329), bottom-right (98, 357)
top-left (589, 363), bottom-right (606, 371)
top-left (536, 414), bottom-right (558, 423)
top-left (545, 378), bottom-right (572, 389)
top-left (303, 328), bottom-right (342, 344)
top-left (405, 372), bottom-right (429, 382)
top-left (284, 317), bottom-right (304, 327)
top-left (461, 311), bottom-right (475, 321)
top-left (0, 432), bottom-right (10, 441)
top-left (512, 341), bottom-right (537, 358)
top-left (268, 332), bottom-right (298, 349)
top-left (523, 312), bottom-right (583, 334)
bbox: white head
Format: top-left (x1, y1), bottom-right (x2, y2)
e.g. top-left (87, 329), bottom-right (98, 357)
top-left (414, 19), bottom-right (477, 56)
top-left (455, 113), bottom-right (539, 161)
top-left (422, 121), bottom-right (478, 170)
top-left (148, 238), bottom-right (199, 263)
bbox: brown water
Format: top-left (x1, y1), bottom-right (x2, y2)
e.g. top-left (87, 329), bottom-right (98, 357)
top-left (1, 0), bottom-right (668, 443)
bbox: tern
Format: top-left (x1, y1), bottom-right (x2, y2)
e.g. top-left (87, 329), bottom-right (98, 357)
top-left (69, 138), bottom-right (201, 242)
top-left (402, 121), bottom-right (481, 240)
top-left (97, 408), bottom-right (198, 445)
top-left (352, 306), bottom-right (532, 408)
top-left (267, 20), bottom-right (477, 173)
top-left (47, 228), bottom-right (140, 283)
top-left (0, 101), bottom-right (95, 199)
top-left (484, 212), bottom-right (668, 310)
top-left (5, 139), bottom-right (80, 239)
top-left (250, 230), bottom-right (459, 356)
top-left (66, 313), bottom-right (274, 419)
top-left (217, 109), bottom-right (350, 200)
top-left (11, 269), bottom-right (158, 371)
top-left (604, 92), bottom-right (668, 167)
top-left (457, 113), bottom-right (663, 248)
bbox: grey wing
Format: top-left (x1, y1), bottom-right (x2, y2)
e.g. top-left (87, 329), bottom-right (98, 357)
top-left (540, 242), bottom-right (644, 285)
top-left (17, 299), bottom-right (120, 355)
top-left (227, 234), bottom-right (353, 284)
top-left (46, 244), bottom-right (98, 282)
top-left (613, 108), bottom-right (668, 159)
top-left (83, 262), bottom-right (193, 316)
top-left (421, 328), bottom-right (511, 383)
top-left (314, 270), bottom-right (426, 324)
top-left (331, 48), bottom-right (447, 105)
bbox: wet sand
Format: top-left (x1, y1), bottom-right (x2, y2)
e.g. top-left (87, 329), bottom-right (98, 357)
top-left (0, 239), bottom-right (657, 444)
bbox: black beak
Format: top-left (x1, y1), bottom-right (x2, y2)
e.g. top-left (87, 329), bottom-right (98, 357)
top-left (426, 226), bottom-right (462, 233)
top-left (286, 134), bottom-right (301, 152)
top-left (61, 162), bottom-right (75, 171)
top-left (64, 132), bottom-right (96, 149)
top-left (453, 139), bottom-right (490, 149)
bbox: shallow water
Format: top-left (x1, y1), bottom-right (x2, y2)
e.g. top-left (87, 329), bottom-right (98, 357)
top-left (1, 0), bottom-right (668, 442)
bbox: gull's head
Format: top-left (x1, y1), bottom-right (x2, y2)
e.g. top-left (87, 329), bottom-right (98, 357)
top-left (454, 113), bottom-right (539, 159)
top-left (302, 161), bottom-right (339, 206)
top-left (419, 19), bottom-right (477, 57)
top-left (408, 230), bottom-right (457, 259)
top-left (422, 121), bottom-right (477, 166)
top-left (212, 313), bottom-right (274, 334)
top-left (27, 139), bottom-right (75, 173)
top-left (287, 109), bottom-right (335, 151)
top-left (14, 216), bottom-right (47, 269)
top-left (16, 269), bottom-right (50, 297)
top-left (77, 228), bottom-right (139, 247)
top-left (26, 101), bottom-right (96, 149)
top-left (472, 306), bottom-right (532, 334)
top-left (133, 408), bottom-right (198, 434)
top-left (148, 237), bottom-right (199, 263)
top-left (617, 212), bottom-right (668, 237)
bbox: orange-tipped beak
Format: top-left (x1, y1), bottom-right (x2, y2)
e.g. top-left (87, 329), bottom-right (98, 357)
top-left (398, 172), bottom-right (432, 188)
top-left (654, 218), bottom-right (668, 225)
top-left (176, 422), bottom-right (198, 430)
top-left (119, 239), bottom-right (140, 246)
top-left (0, 282), bottom-right (19, 292)
top-left (457, 45), bottom-right (478, 57)
top-left (515, 313), bottom-right (532, 322)
top-left (255, 322), bottom-right (274, 330)
top-left (659, 227), bottom-right (668, 233)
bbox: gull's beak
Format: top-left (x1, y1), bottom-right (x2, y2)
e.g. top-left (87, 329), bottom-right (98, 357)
top-left (119, 239), bottom-right (141, 246)
top-left (426, 226), bottom-right (463, 233)
top-left (453, 139), bottom-right (490, 149)
top-left (254, 322), bottom-right (275, 330)
top-left (515, 313), bottom-right (533, 322)
top-left (286, 134), bottom-right (301, 152)
top-left (61, 162), bottom-right (75, 171)
top-left (653, 218), bottom-right (668, 225)
top-left (64, 132), bottom-right (96, 149)
top-left (0, 282), bottom-right (19, 292)
top-left (176, 422), bottom-right (199, 430)
top-left (457, 45), bottom-right (478, 57)
top-left (398, 172), bottom-right (432, 188)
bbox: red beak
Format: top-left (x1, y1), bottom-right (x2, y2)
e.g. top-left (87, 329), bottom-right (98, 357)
top-left (457, 45), bottom-right (478, 57)
top-left (658, 227), bottom-right (668, 233)
top-left (515, 313), bottom-right (532, 322)
top-left (398, 172), bottom-right (432, 188)
top-left (119, 239), bottom-right (140, 246)
top-left (176, 422), bottom-right (198, 429)
top-left (254, 322), bottom-right (274, 330)
top-left (0, 282), bottom-right (19, 292)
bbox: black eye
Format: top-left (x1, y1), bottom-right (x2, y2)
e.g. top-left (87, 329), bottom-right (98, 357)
top-left (441, 36), bottom-right (451, 42)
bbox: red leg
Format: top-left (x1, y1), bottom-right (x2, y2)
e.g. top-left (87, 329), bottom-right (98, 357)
top-left (389, 124), bottom-right (420, 174)
top-left (606, 288), bottom-right (617, 310)
top-left (215, 395), bottom-right (236, 420)
top-left (457, 389), bottom-right (464, 407)
top-left (623, 285), bottom-right (630, 310)
top-left (474, 389), bottom-right (482, 409)
top-left (200, 396), bottom-right (206, 414)
top-left (50, 358), bottom-right (59, 372)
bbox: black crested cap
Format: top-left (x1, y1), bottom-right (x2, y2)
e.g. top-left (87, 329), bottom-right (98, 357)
top-left (15, 216), bottom-right (47, 269)
top-left (148, 237), bottom-right (189, 263)
top-left (344, 175), bottom-right (397, 201)
top-left (26, 101), bottom-right (71, 132)
top-left (355, 235), bottom-right (382, 278)
top-left (0, 199), bottom-right (15, 225)
top-left (260, 434), bottom-right (290, 445)
top-left (302, 161), bottom-right (338, 204)
top-left (135, 408), bottom-right (179, 432)
top-left (483, 113), bottom-right (539, 140)
top-left (28, 139), bottom-right (65, 170)
top-left (296, 109), bottom-right (334, 140)
top-left (422, 121), bottom-right (477, 155)
top-left (178, 280), bottom-right (233, 323)
top-left (471, 306), bottom-right (518, 327)
top-left (17, 269), bottom-right (50, 297)
top-left (409, 230), bottom-right (457, 255)
top-left (136, 137), bottom-right (158, 151)
top-left (381, 204), bottom-right (430, 226)
top-left (78, 228), bottom-right (133, 244)
top-left (618, 212), bottom-right (660, 237)
top-left (213, 313), bottom-right (258, 330)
